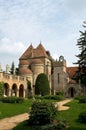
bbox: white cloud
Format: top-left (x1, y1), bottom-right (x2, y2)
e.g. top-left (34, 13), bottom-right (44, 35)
top-left (0, 0), bottom-right (86, 69)
top-left (0, 37), bottom-right (25, 55)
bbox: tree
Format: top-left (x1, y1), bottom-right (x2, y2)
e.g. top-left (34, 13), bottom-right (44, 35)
top-left (35, 73), bottom-right (50, 96)
top-left (10, 62), bottom-right (15, 75)
top-left (0, 82), bottom-right (4, 97)
top-left (76, 22), bottom-right (86, 88)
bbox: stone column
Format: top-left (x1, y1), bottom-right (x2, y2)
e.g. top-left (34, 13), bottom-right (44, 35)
top-left (9, 89), bottom-right (12, 97)
top-left (23, 89), bottom-right (26, 98)
top-left (16, 89), bottom-right (19, 97)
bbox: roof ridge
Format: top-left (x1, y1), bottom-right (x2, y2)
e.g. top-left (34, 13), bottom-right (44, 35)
top-left (19, 44), bottom-right (34, 59)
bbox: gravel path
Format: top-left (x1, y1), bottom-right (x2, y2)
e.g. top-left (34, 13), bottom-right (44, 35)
top-left (0, 99), bottom-right (72, 130)
top-left (0, 113), bottom-right (28, 130)
top-left (56, 98), bottom-right (73, 111)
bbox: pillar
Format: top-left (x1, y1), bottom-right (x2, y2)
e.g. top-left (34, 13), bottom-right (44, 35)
top-left (23, 89), bottom-right (26, 98)
top-left (9, 89), bottom-right (12, 97)
top-left (16, 89), bottom-right (19, 97)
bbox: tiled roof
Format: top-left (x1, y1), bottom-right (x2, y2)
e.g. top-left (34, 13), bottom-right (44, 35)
top-left (19, 43), bottom-right (49, 60)
top-left (19, 60), bottom-right (29, 65)
top-left (69, 80), bottom-right (77, 84)
top-left (20, 44), bottom-right (33, 59)
top-left (31, 59), bottom-right (43, 64)
top-left (67, 67), bottom-right (78, 78)
top-left (19, 68), bottom-right (32, 75)
top-left (36, 43), bottom-right (49, 58)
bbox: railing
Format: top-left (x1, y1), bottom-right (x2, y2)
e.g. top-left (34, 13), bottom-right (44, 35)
top-left (0, 72), bottom-right (26, 82)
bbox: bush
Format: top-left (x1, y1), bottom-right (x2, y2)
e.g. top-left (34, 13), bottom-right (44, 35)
top-left (56, 92), bottom-right (64, 96)
top-left (1, 97), bottom-right (25, 103)
top-left (79, 96), bottom-right (86, 103)
top-left (75, 96), bottom-right (86, 103)
top-left (35, 73), bottom-right (50, 96)
top-left (0, 82), bottom-right (4, 97)
top-left (41, 121), bottom-right (66, 130)
top-left (44, 95), bottom-right (65, 101)
top-left (78, 111), bottom-right (86, 123)
top-left (28, 101), bottom-right (57, 125)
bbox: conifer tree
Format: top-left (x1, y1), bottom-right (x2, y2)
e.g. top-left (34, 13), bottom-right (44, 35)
top-left (76, 22), bottom-right (86, 87)
top-left (10, 62), bottom-right (15, 74)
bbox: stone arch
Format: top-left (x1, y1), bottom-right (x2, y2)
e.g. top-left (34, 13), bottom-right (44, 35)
top-left (4, 83), bottom-right (9, 96)
top-left (19, 84), bottom-right (24, 97)
top-left (12, 83), bottom-right (17, 96)
top-left (68, 87), bottom-right (76, 97)
top-left (59, 56), bottom-right (64, 62)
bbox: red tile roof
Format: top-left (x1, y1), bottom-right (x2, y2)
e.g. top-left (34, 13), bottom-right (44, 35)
top-left (67, 67), bottom-right (78, 78)
top-left (31, 59), bottom-right (43, 64)
top-left (19, 43), bottom-right (49, 60)
top-left (19, 60), bottom-right (29, 65)
top-left (19, 68), bottom-right (32, 75)
top-left (20, 44), bottom-right (33, 59)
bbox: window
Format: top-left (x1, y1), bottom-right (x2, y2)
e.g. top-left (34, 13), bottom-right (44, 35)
top-left (58, 73), bottom-right (60, 84)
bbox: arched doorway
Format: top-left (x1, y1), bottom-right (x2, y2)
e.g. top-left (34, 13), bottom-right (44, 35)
top-left (68, 87), bottom-right (76, 97)
top-left (4, 83), bottom-right (9, 96)
top-left (19, 84), bottom-right (24, 97)
top-left (12, 84), bottom-right (17, 96)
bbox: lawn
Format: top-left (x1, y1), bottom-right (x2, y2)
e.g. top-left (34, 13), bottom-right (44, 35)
top-left (13, 99), bottom-right (86, 130)
top-left (0, 98), bottom-right (58, 119)
top-left (57, 100), bottom-right (86, 130)
top-left (0, 99), bottom-right (32, 119)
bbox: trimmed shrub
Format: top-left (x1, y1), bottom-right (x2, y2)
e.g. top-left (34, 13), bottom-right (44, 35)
top-left (44, 95), bottom-right (65, 101)
top-left (56, 91), bottom-right (64, 96)
top-left (35, 73), bottom-right (50, 96)
top-left (28, 101), bottom-right (57, 125)
top-left (1, 97), bottom-right (25, 103)
top-left (78, 111), bottom-right (86, 123)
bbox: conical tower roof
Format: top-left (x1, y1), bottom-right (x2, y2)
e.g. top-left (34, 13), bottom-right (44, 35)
top-left (20, 44), bottom-right (33, 59)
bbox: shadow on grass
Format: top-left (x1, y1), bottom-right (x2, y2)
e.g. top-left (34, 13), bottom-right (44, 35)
top-left (13, 120), bottom-right (42, 130)
top-left (67, 127), bottom-right (86, 130)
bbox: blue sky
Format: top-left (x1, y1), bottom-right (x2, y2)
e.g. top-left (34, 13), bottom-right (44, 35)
top-left (0, 0), bottom-right (86, 70)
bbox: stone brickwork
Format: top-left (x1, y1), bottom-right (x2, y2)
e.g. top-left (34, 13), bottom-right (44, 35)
top-left (0, 72), bottom-right (27, 97)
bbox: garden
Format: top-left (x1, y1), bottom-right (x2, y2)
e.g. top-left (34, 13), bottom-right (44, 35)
top-left (0, 95), bottom-right (86, 130)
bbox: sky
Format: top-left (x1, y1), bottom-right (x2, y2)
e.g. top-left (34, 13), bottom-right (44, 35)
top-left (0, 0), bottom-right (86, 71)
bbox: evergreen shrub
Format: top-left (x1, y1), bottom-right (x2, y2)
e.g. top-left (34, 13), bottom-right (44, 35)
top-left (44, 95), bottom-right (64, 101)
top-left (78, 111), bottom-right (86, 123)
top-left (28, 101), bottom-right (57, 125)
top-left (1, 97), bottom-right (25, 103)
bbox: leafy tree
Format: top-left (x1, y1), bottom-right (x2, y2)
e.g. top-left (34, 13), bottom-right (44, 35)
top-left (0, 82), bottom-right (4, 97)
top-left (76, 22), bottom-right (86, 87)
top-left (35, 73), bottom-right (50, 96)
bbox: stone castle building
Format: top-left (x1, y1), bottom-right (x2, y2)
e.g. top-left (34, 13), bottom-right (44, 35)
top-left (18, 43), bottom-right (80, 97)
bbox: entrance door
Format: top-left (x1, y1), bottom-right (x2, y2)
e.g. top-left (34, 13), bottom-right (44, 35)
top-left (68, 87), bottom-right (75, 97)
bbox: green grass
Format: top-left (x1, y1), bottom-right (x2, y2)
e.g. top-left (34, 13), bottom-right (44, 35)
top-left (0, 98), bottom-right (57, 119)
top-left (56, 100), bottom-right (86, 130)
top-left (13, 100), bottom-right (86, 130)
top-left (0, 99), bottom-right (32, 119)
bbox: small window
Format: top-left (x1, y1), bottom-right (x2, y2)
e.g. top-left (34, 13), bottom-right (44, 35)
top-left (58, 73), bottom-right (60, 84)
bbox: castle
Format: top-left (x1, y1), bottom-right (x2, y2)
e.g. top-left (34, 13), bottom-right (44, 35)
top-left (0, 43), bottom-right (83, 98)
top-left (18, 43), bottom-right (80, 97)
